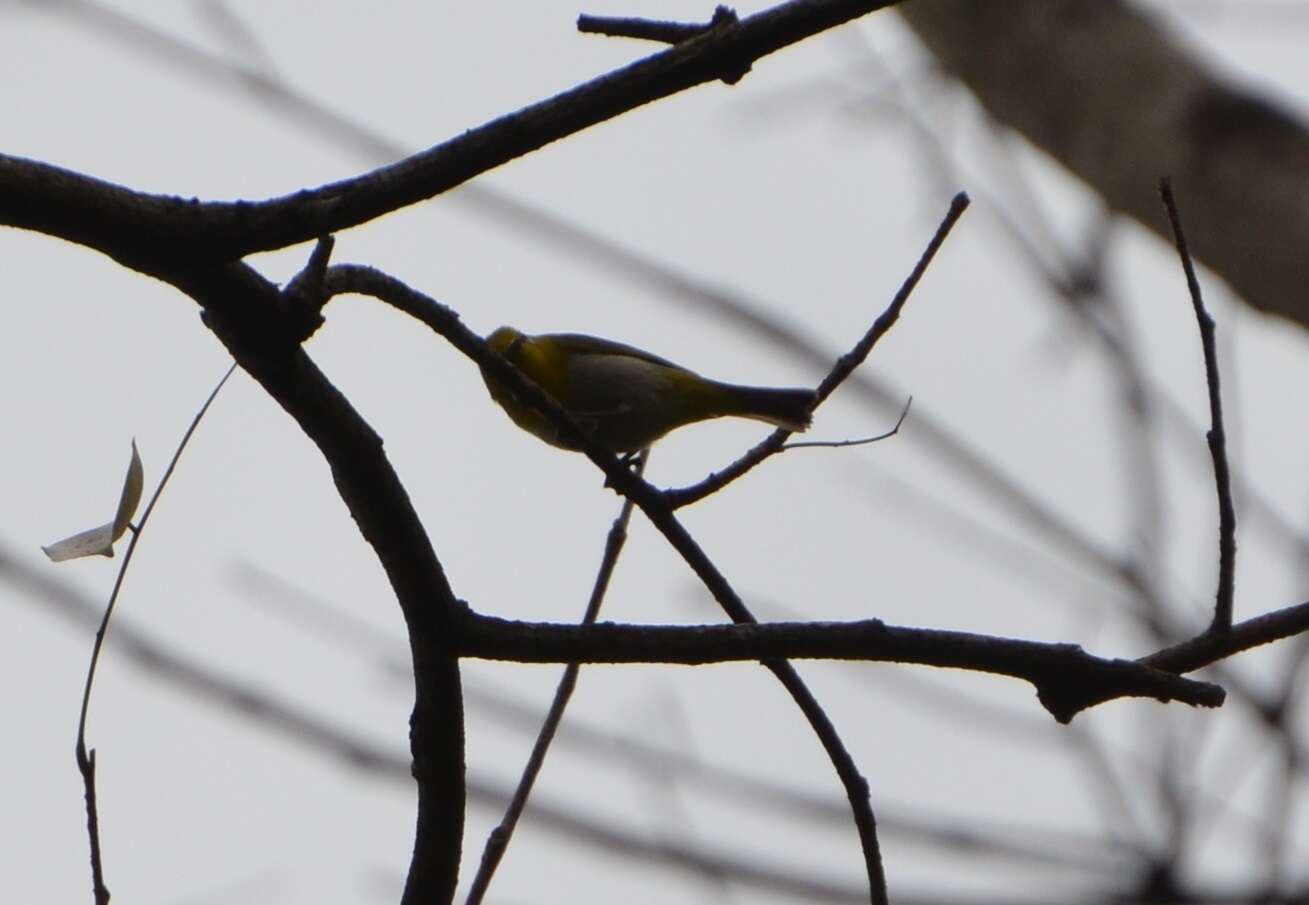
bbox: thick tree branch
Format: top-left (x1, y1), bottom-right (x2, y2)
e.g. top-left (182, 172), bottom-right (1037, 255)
top-left (900, 0), bottom-right (1309, 332)
top-left (168, 261), bottom-right (466, 905)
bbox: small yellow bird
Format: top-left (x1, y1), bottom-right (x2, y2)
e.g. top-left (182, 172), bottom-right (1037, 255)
top-left (480, 326), bottom-right (816, 453)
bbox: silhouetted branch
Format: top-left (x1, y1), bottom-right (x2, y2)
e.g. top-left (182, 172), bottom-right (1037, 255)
top-left (1142, 601), bottom-right (1309, 676)
top-left (178, 261), bottom-right (467, 905)
top-left (465, 453), bottom-right (648, 905)
top-left (457, 608), bottom-right (1225, 721)
top-left (1158, 178), bottom-right (1236, 632)
top-left (73, 362), bottom-right (236, 905)
top-left (0, 0), bottom-right (902, 267)
top-left (579, 6), bottom-right (737, 45)
top-left (665, 192), bottom-right (968, 508)
top-left (783, 396), bottom-right (912, 449)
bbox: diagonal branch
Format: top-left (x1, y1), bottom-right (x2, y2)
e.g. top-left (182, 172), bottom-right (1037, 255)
top-left (665, 192), bottom-right (968, 507)
top-left (0, 0), bottom-right (901, 268)
top-left (464, 453), bottom-right (648, 904)
top-left (1141, 600), bottom-right (1309, 677)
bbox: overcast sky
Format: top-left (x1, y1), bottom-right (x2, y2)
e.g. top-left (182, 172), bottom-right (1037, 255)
top-left (5, 3), bottom-right (1309, 904)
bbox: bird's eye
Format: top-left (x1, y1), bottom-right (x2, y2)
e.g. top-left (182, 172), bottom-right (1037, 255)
top-left (506, 335), bottom-right (525, 360)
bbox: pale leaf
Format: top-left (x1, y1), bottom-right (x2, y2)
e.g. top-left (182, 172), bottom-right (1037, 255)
top-left (42, 441), bottom-right (145, 562)
top-left (111, 440), bottom-right (144, 540)
top-left (42, 522), bottom-right (118, 562)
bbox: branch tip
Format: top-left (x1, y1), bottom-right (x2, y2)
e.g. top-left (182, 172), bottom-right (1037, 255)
top-left (1158, 179), bottom-right (1236, 632)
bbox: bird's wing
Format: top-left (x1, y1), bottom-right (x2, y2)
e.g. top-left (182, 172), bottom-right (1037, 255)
top-left (544, 333), bottom-right (687, 371)
top-left (564, 352), bottom-right (681, 417)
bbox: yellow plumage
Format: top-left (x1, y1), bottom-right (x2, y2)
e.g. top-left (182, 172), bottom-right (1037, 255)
top-left (480, 327), bottom-right (816, 453)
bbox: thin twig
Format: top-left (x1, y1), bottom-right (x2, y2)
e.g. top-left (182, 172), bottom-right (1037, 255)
top-left (664, 191), bottom-right (968, 509)
top-left (74, 361), bottom-right (237, 905)
top-left (464, 451), bottom-right (648, 905)
top-left (1158, 178), bottom-right (1236, 631)
top-left (76, 747), bottom-right (108, 905)
top-left (578, 7), bottom-right (748, 85)
top-left (578, 6), bottom-right (737, 44)
top-left (784, 396), bottom-right (912, 449)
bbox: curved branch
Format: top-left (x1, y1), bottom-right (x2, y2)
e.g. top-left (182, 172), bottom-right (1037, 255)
top-left (171, 261), bottom-right (467, 905)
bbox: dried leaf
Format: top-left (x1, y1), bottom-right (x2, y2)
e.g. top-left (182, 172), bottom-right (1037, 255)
top-left (112, 440), bottom-right (144, 539)
top-left (43, 441), bottom-right (144, 562)
top-left (42, 523), bottom-right (118, 562)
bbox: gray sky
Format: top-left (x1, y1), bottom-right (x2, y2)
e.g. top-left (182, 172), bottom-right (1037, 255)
top-left (5, 2), bottom-right (1309, 903)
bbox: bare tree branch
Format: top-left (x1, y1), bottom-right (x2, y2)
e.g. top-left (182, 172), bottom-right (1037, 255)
top-left (456, 608), bottom-right (1226, 720)
top-left (172, 261), bottom-right (467, 905)
top-left (465, 454), bottom-right (648, 904)
top-left (665, 192), bottom-right (967, 507)
top-left (1158, 178), bottom-right (1237, 632)
top-left (0, 0), bottom-right (902, 267)
top-left (578, 6), bottom-right (740, 58)
top-left (1141, 601), bottom-right (1309, 676)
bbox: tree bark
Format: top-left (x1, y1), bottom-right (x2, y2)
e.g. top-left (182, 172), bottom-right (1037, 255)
top-left (900, 0), bottom-right (1309, 331)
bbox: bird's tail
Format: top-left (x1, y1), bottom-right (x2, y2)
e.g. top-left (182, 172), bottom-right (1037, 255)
top-left (715, 383), bottom-right (816, 433)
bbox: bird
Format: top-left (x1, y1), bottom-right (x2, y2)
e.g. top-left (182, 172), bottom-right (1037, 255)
top-left (480, 326), bottom-right (816, 454)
